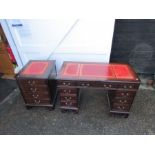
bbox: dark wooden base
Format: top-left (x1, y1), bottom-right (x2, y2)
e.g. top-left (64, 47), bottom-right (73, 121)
top-left (25, 104), bottom-right (54, 110)
top-left (60, 107), bottom-right (79, 113)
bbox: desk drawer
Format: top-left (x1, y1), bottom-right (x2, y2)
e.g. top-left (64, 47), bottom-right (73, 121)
top-left (112, 104), bottom-right (130, 111)
top-left (58, 80), bottom-right (75, 86)
top-left (60, 95), bottom-right (77, 102)
top-left (60, 101), bottom-right (77, 107)
top-left (115, 91), bottom-right (136, 98)
top-left (117, 83), bottom-right (139, 90)
top-left (59, 88), bottom-right (78, 94)
top-left (111, 98), bottom-right (133, 105)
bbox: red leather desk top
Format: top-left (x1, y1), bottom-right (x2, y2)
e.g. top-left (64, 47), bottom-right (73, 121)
top-left (21, 61), bottom-right (49, 75)
top-left (18, 60), bottom-right (55, 79)
top-left (59, 62), bottom-right (139, 81)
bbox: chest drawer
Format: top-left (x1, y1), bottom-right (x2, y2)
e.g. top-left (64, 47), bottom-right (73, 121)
top-left (24, 98), bottom-right (51, 104)
top-left (22, 92), bottom-right (50, 100)
top-left (19, 79), bottom-right (47, 86)
top-left (20, 85), bottom-right (49, 93)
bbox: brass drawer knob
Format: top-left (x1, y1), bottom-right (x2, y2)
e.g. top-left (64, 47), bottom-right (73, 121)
top-left (121, 93), bottom-right (124, 96)
top-left (68, 83), bottom-right (71, 86)
top-left (124, 85), bottom-right (127, 88)
top-left (86, 83), bottom-right (90, 86)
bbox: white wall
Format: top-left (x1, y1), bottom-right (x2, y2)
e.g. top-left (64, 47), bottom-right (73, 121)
top-left (1, 19), bottom-right (115, 72)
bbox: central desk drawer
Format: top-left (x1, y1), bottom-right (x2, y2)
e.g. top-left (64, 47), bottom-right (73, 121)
top-left (58, 80), bottom-right (75, 86)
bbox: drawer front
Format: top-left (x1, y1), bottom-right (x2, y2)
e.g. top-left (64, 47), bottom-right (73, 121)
top-left (77, 81), bottom-right (117, 89)
top-left (58, 80), bottom-right (75, 87)
top-left (78, 81), bottom-right (93, 87)
top-left (19, 79), bottom-right (47, 87)
top-left (20, 85), bottom-right (49, 93)
top-left (60, 95), bottom-right (77, 102)
top-left (117, 83), bottom-right (139, 90)
top-left (112, 104), bottom-right (130, 111)
top-left (60, 101), bottom-right (77, 107)
top-left (24, 98), bottom-right (51, 105)
top-left (101, 82), bottom-right (117, 89)
top-left (59, 88), bottom-right (77, 94)
top-left (112, 98), bottom-right (133, 105)
top-left (115, 91), bottom-right (136, 98)
top-left (22, 92), bottom-right (50, 100)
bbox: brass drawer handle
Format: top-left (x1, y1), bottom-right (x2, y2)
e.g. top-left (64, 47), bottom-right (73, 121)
top-left (33, 94), bottom-right (39, 98)
top-left (64, 96), bottom-right (72, 100)
top-left (30, 88), bottom-right (37, 92)
top-left (28, 80), bottom-right (35, 85)
top-left (117, 106), bottom-right (125, 110)
top-left (63, 82), bottom-right (71, 86)
top-left (34, 100), bottom-right (40, 104)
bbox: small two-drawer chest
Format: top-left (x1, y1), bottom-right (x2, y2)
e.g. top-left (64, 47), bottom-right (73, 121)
top-left (16, 60), bottom-right (57, 110)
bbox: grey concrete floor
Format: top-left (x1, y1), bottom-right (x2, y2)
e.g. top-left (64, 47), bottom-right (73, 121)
top-left (0, 86), bottom-right (155, 135)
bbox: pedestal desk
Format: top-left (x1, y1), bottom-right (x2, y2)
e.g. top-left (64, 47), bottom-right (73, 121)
top-left (16, 60), bottom-right (57, 110)
top-left (57, 61), bottom-right (141, 116)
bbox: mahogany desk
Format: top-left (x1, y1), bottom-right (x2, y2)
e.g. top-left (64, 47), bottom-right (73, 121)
top-left (57, 61), bottom-right (141, 116)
